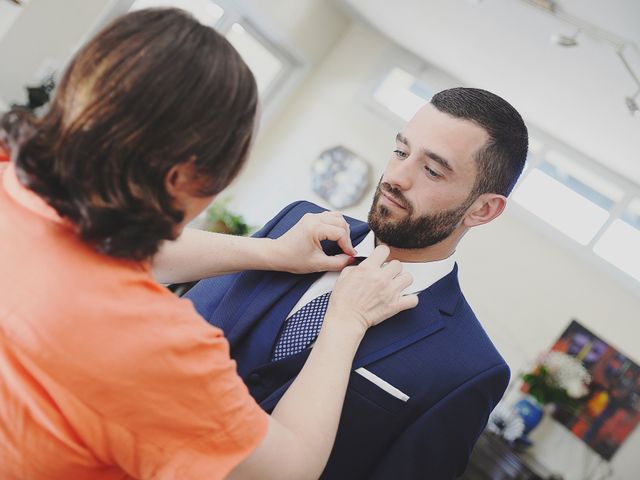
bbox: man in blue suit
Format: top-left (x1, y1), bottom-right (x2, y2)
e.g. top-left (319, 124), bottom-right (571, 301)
top-left (186, 87), bottom-right (528, 479)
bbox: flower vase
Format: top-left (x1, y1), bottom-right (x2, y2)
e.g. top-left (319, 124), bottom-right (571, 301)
top-left (514, 395), bottom-right (545, 440)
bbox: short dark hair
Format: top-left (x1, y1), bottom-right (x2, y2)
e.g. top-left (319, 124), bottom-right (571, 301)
top-left (0, 8), bottom-right (258, 260)
top-left (430, 87), bottom-right (528, 197)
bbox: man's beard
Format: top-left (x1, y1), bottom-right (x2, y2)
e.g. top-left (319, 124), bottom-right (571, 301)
top-left (367, 180), bottom-right (475, 249)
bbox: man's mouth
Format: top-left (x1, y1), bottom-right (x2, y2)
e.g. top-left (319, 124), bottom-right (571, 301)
top-left (380, 191), bottom-right (406, 210)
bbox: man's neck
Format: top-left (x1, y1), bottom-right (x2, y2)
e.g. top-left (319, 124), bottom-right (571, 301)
top-left (375, 237), bottom-right (458, 263)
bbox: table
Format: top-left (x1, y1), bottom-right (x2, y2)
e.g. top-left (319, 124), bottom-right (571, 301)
top-left (459, 431), bottom-right (562, 480)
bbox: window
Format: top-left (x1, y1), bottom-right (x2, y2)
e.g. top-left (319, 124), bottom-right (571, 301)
top-left (513, 152), bottom-right (624, 245)
top-left (226, 23), bottom-right (284, 94)
top-left (130, 0), bottom-right (224, 27)
top-left (511, 147), bottom-right (638, 286)
top-left (513, 169), bottom-right (610, 245)
top-left (0, 0), bottom-right (28, 44)
top-left (372, 67), bottom-right (433, 121)
top-left (129, 0), bottom-right (297, 99)
top-left (594, 199), bottom-right (640, 281)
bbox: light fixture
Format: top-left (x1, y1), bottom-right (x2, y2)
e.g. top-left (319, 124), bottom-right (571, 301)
top-left (518, 0), bottom-right (640, 117)
top-left (625, 91), bottom-right (639, 117)
top-left (550, 29), bottom-right (580, 47)
top-left (617, 47), bottom-right (640, 117)
top-left (526, 0), bottom-right (557, 12)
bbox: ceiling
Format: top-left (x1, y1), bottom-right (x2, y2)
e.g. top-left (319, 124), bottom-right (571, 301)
top-left (341, 0), bottom-right (640, 186)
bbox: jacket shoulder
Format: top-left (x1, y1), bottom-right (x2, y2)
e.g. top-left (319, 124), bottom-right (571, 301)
top-left (256, 201), bottom-right (366, 239)
top-left (447, 294), bottom-right (510, 381)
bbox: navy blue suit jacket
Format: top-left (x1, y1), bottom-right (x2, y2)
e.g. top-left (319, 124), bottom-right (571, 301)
top-left (185, 201), bottom-right (510, 479)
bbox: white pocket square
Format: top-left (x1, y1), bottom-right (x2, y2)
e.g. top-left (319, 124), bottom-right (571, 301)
top-left (355, 367), bottom-right (410, 402)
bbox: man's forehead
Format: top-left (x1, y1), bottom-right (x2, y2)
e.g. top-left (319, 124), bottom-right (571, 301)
top-left (401, 104), bottom-right (489, 164)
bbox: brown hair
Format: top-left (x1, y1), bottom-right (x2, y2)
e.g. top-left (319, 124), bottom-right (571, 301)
top-left (0, 8), bottom-right (258, 260)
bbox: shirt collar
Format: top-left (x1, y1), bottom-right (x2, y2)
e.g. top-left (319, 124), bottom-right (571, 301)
top-left (354, 230), bottom-right (457, 295)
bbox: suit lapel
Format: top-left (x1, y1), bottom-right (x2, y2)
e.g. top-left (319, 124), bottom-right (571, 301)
top-left (354, 264), bottom-right (462, 367)
top-left (353, 290), bottom-right (444, 368)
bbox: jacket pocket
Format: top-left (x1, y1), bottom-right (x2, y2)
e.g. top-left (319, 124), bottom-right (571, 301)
top-left (348, 368), bottom-right (408, 414)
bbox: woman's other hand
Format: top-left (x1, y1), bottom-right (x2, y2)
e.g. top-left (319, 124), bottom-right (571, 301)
top-left (325, 245), bottom-right (419, 336)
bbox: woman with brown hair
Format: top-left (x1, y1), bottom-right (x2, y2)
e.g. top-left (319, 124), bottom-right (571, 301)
top-left (0, 8), bottom-right (416, 480)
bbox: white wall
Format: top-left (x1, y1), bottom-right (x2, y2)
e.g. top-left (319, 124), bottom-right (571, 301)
top-left (0, 0), bottom-right (121, 105)
top-left (247, 0), bottom-right (349, 65)
top-left (223, 21), bottom-right (640, 480)
top-left (0, 0), bottom-right (26, 108)
top-left (0, 0), bottom-right (24, 44)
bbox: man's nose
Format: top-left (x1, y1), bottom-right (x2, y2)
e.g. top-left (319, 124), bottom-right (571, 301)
top-left (385, 157), bottom-right (414, 191)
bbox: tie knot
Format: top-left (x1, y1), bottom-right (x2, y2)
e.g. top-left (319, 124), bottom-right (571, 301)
top-left (352, 256), bottom-right (367, 265)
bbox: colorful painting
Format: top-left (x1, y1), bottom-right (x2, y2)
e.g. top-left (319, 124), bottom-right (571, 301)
top-left (550, 320), bottom-right (640, 460)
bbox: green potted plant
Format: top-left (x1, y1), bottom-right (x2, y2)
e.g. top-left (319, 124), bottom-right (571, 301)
top-left (168, 199), bottom-right (251, 296)
top-left (202, 198), bottom-right (251, 236)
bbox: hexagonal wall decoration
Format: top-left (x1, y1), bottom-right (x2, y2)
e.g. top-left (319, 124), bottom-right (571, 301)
top-left (311, 146), bottom-right (371, 209)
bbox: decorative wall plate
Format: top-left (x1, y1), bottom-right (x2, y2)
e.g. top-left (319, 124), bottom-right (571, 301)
top-left (311, 146), bottom-right (371, 209)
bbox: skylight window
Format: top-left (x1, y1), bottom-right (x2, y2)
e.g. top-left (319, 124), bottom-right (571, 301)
top-left (542, 151), bottom-right (624, 211)
top-left (226, 23), bottom-right (284, 94)
top-left (130, 0), bottom-right (224, 27)
top-left (373, 68), bottom-right (432, 121)
top-left (513, 168), bottom-right (610, 245)
top-left (594, 198), bottom-right (640, 281)
top-left (513, 151), bottom-right (624, 245)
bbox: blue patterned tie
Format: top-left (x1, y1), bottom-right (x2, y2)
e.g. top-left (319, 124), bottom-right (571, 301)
top-left (271, 291), bottom-right (332, 361)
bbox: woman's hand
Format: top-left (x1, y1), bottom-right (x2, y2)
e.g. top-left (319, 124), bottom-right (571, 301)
top-left (324, 245), bottom-right (419, 337)
top-left (152, 211), bottom-right (356, 283)
top-left (271, 211), bottom-right (357, 274)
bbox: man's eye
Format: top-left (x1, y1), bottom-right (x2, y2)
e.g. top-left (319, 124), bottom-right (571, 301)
top-left (425, 167), bottom-right (441, 178)
top-left (393, 149), bottom-right (408, 158)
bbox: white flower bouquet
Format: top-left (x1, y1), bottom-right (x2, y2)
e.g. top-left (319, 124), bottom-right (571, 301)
top-left (522, 351), bottom-right (592, 405)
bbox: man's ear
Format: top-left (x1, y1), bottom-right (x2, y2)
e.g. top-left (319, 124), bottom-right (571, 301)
top-left (463, 193), bottom-right (507, 228)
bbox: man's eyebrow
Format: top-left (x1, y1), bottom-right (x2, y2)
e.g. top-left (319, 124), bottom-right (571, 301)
top-left (396, 132), bottom-right (409, 146)
top-left (423, 148), bottom-right (454, 173)
top-left (396, 132), bottom-right (454, 173)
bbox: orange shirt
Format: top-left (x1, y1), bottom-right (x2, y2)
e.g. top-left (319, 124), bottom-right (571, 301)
top-left (0, 162), bottom-right (268, 479)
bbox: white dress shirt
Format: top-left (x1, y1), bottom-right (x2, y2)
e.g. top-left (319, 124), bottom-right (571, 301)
top-left (286, 231), bottom-right (457, 319)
